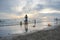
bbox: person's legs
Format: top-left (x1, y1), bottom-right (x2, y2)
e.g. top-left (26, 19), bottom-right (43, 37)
top-left (24, 22), bottom-right (28, 32)
top-left (25, 25), bottom-right (28, 32)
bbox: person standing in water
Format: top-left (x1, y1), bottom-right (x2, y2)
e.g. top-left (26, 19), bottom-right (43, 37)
top-left (20, 21), bottom-right (22, 26)
top-left (24, 14), bottom-right (28, 32)
top-left (55, 18), bottom-right (58, 24)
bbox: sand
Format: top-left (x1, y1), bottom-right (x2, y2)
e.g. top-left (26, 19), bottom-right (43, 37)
top-left (0, 25), bottom-right (60, 40)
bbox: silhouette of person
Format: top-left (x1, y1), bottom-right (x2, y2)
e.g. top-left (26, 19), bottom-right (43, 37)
top-left (24, 14), bottom-right (28, 32)
top-left (20, 21), bottom-right (22, 26)
top-left (55, 18), bottom-right (58, 24)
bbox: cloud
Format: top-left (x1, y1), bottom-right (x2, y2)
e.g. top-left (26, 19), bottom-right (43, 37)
top-left (11, 6), bottom-right (24, 12)
top-left (0, 12), bottom-right (25, 19)
top-left (34, 4), bottom-right (44, 11)
top-left (0, 0), bottom-right (60, 19)
top-left (39, 8), bottom-right (60, 13)
top-left (45, 0), bottom-right (60, 10)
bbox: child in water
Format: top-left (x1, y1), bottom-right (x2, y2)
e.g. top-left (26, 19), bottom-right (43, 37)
top-left (48, 24), bottom-right (51, 26)
top-left (48, 22), bottom-right (51, 26)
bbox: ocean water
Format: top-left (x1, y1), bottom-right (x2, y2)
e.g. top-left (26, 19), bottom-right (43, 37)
top-left (0, 18), bottom-right (59, 37)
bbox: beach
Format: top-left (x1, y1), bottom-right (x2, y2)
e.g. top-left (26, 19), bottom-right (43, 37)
top-left (0, 0), bottom-right (60, 40)
top-left (0, 24), bottom-right (60, 40)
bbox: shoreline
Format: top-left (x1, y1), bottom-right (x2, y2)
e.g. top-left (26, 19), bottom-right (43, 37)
top-left (12, 25), bottom-right (60, 40)
top-left (0, 24), bottom-right (60, 40)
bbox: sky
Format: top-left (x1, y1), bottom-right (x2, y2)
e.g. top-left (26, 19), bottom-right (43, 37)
top-left (0, 0), bottom-right (60, 19)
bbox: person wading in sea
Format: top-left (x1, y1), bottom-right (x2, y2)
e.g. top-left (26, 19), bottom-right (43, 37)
top-left (24, 14), bottom-right (28, 32)
top-left (20, 21), bottom-right (22, 26)
top-left (55, 18), bottom-right (58, 24)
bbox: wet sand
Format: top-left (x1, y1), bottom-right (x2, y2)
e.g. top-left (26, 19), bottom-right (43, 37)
top-left (0, 25), bottom-right (60, 40)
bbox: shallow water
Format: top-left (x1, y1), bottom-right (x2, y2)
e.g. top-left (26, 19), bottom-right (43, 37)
top-left (0, 18), bottom-right (60, 37)
top-left (0, 20), bottom-right (56, 37)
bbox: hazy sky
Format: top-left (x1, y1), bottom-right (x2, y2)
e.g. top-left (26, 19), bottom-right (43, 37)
top-left (0, 0), bottom-right (60, 19)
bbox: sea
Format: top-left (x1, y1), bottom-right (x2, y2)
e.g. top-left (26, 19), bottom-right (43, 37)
top-left (0, 17), bottom-right (60, 37)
